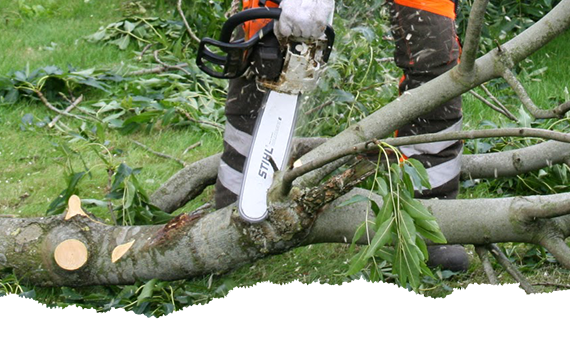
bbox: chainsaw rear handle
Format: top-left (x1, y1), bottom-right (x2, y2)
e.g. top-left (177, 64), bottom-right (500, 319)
top-left (197, 7), bottom-right (335, 79)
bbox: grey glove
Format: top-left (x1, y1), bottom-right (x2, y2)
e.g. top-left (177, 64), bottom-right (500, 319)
top-left (275, 0), bottom-right (334, 40)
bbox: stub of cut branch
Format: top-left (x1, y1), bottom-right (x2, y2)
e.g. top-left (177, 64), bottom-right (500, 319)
top-left (502, 68), bottom-right (570, 118)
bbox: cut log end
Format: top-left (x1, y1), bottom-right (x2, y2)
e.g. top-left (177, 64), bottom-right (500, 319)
top-left (112, 240), bottom-right (136, 263)
top-left (64, 195), bottom-right (88, 220)
top-left (54, 239), bottom-right (89, 271)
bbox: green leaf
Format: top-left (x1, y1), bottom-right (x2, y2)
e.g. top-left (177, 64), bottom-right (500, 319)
top-left (347, 249), bottom-right (370, 276)
top-left (416, 219), bottom-right (447, 244)
top-left (401, 194), bottom-right (436, 221)
top-left (111, 35), bottom-right (131, 50)
top-left (364, 218), bottom-right (393, 259)
top-left (399, 210), bottom-right (417, 245)
top-left (124, 20), bottom-right (136, 33)
top-left (124, 180), bottom-right (137, 210)
top-left (374, 194), bottom-right (393, 232)
top-left (110, 163), bottom-right (133, 192)
top-left (47, 171), bottom-right (86, 215)
top-left (138, 279), bottom-right (158, 302)
top-left (405, 158), bottom-right (431, 190)
top-left (375, 177), bottom-right (388, 196)
top-left (350, 221), bottom-right (368, 252)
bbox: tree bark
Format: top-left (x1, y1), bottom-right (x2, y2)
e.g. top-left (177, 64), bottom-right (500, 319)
top-left (3, 186), bottom-right (570, 286)
top-left (2, 2), bottom-right (570, 287)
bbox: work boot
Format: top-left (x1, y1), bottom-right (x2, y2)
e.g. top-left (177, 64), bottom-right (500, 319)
top-left (427, 245), bottom-right (469, 272)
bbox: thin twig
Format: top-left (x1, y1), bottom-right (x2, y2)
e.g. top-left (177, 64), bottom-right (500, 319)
top-left (282, 127), bottom-right (570, 195)
top-left (376, 57), bottom-right (395, 63)
top-left (106, 168), bottom-right (118, 226)
top-left (126, 63), bottom-right (189, 77)
top-left (226, 0), bottom-right (241, 18)
top-left (532, 282), bottom-right (570, 289)
top-left (182, 141), bottom-right (202, 155)
top-left (502, 68), bottom-right (570, 118)
top-left (139, 43), bottom-right (155, 60)
top-left (469, 89), bottom-right (517, 121)
top-left (133, 140), bottom-right (186, 167)
top-left (304, 100), bottom-right (334, 115)
top-left (486, 244), bottom-right (536, 294)
top-left (475, 246), bottom-right (498, 284)
top-left (0, 214), bottom-right (17, 218)
top-left (176, 107), bottom-right (224, 130)
top-left (480, 83), bottom-right (514, 118)
top-left (457, 0), bottom-right (490, 76)
top-left (34, 92), bottom-right (89, 128)
top-left (177, 0), bottom-right (201, 44)
top-left (154, 50), bottom-right (192, 76)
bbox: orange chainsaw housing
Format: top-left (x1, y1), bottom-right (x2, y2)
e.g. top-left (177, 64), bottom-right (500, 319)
top-left (242, 0), bottom-right (280, 39)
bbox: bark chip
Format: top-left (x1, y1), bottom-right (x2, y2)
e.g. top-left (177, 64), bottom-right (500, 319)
top-left (54, 239), bottom-right (89, 271)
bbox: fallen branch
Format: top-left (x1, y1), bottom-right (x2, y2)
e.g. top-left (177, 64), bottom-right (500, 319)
top-left (176, 107), bottom-right (224, 130)
top-left (475, 245), bottom-right (499, 285)
top-left (183, 141), bottom-right (202, 155)
top-left (126, 62), bottom-right (189, 77)
top-left (133, 140), bottom-right (186, 167)
top-left (470, 89), bottom-right (517, 121)
top-left (487, 244), bottom-right (536, 294)
top-left (153, 50), bottom-right (191, 76)
top-left (480, 83), bottom-right (516, 120)
top-left (501, 68), bottom-right (570, 118)
top-left (34, 91), bottom-right (91, 126)
top-left (177, 0), bottom-right (201, 44)
top-left (283, 127), bottom-right (570, 195)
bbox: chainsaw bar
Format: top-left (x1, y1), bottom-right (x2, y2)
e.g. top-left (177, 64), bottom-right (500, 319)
top-left (238, 91), bottom-right (300, 222)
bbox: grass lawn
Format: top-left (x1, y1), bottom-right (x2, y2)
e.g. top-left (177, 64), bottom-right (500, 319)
top-left (1, 0), bottom-right (570, 315)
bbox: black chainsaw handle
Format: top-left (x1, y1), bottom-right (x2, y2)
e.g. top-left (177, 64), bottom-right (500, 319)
top-left (197, 6), bottom-right (335, 79)
top-left (219, 7), bottom-right (282, 43)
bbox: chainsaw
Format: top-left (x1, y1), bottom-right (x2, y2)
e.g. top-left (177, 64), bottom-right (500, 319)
top-left (197, 5), bottom-right (335, 222)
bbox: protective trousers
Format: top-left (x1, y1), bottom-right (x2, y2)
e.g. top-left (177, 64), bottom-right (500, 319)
top-left (215, 0), bottom-right (463, 209)
top-left (389, 0), bottom-right (463, 199)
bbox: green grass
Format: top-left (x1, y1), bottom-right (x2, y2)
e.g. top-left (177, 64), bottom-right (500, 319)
top-left (2, 0), bottom-right (570, 315)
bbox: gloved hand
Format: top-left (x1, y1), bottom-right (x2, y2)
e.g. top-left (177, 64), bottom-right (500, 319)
top-left (275, 0), bottom-right (334, 40)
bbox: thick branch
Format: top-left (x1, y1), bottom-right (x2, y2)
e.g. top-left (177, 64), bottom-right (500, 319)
top-left (502, 68), bottom-right (570, 118)
top-left (7, 186), bottom-right (570, 286)
top-left (457, 0), bottom-right (490, 76)
top-left (461, 140), bottom-right (570, 179)
top-left (540, 237), bottom-right (570, 269)
top-left (150, 153), bottom-right (220, 212)
top-left (295, 0), bottom-right (570, 188)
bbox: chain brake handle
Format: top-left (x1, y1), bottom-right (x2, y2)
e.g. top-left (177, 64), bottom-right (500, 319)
top-left (197, 6), bottom-right (335, 79)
